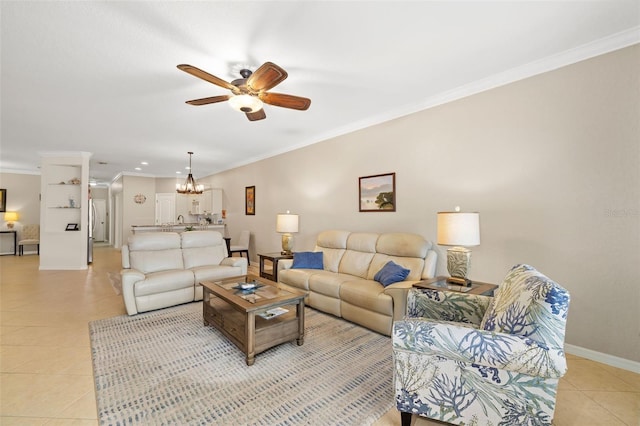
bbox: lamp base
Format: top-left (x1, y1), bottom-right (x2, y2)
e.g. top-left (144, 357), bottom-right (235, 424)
top-left (446, 246), bottom-right (473, 287)
top-left (281, 233), bottom-right (293, 256)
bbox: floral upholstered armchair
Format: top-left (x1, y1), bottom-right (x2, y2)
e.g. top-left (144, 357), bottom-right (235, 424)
top-left (392, 264), bottom-right (570, 426)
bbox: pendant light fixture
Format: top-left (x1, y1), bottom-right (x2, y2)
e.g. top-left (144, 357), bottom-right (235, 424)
top-left (176, 151), bottom-right (204, 194)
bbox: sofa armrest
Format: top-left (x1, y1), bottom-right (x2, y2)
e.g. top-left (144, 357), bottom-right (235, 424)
top-left (121, 244), bottom-right (130, 269)
top-left (407, 288), bottom-right (491, 325)
top-left (121, 269), bottom-right (145, 315)
top-left (383, 281), bottom-right (420, 321)
top-left (221, 257), bottom-right (248, 275)
top-left (393, 318), bottom-right (567, 378)
top-left (278, 258), bottom-right (294, 272)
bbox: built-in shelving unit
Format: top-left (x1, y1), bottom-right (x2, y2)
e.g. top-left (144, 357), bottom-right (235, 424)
top-left (39, 152), bottom-right (91, 270)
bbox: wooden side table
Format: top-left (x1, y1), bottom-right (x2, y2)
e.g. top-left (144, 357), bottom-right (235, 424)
top-left (413, 276), bottom-right (498, 296)
top-left (258, 252), bottom-right (293, 282)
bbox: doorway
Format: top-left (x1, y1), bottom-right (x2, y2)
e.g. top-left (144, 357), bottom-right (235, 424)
top-left (93, 199), bottom-right (107, 242)
top-left (155, 193), bottom-right (176, 225)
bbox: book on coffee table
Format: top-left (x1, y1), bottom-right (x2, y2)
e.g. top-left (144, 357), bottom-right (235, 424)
top-left (258, 307), bottom-right (288, 319)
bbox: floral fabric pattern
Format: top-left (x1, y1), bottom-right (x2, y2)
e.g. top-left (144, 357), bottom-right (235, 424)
top-left (393, 264), bottom-right (570, 425)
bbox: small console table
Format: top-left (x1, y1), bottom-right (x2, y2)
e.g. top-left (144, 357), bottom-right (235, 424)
top-left (0, 230), bottom-right (17, 256)
top-left (258, 252), bottom-right (294, 282)
top-left (413, 276), bottom-right (498, 296)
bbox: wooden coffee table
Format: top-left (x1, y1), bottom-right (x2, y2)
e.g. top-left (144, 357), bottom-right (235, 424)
top-left (200, 274), bottom-right (307, 366)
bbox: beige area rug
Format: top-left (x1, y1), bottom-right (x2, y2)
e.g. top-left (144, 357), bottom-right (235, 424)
top-left (107, 271), bottom-right (121, 295)
top-left (89, 302), bottom-right (394, 425)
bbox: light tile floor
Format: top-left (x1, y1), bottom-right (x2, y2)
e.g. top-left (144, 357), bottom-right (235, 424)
top-left (1, 246), bottom-right (638, 425)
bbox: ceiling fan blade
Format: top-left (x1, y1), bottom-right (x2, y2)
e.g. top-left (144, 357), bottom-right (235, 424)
top-left (177, 64), bottom-right (236, 91)
top-left (247, 62), bottom-right (288, 92)
top-left (260, 92), bottom-right (311, 110)
top-left (246, 109), bottom-right (266, 121)
top-left (185, 95), bottom-right (231, 106)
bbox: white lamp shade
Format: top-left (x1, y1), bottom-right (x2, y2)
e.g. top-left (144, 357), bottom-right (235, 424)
top-left (437, 212), bottom-right (480, 247)
top-left (276, 213), bottom-right (299, 233)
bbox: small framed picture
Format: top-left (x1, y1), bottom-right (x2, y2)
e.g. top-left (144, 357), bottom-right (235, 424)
top-left (245, 186), bottom-right (255, 215)
top-left (359, 173), bottom-right (396, 212)
top-left (0, 188), bottom-right (6, 212)
top-left (66, 223), bottom-right (79, 231)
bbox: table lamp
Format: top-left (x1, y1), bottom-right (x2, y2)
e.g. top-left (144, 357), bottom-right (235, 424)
top-left (4, 212), bottom-right (18, 229)
top-left (437, 207), bottom-right (480, 286)
top-left (276, 211), bottom-right (299, 255)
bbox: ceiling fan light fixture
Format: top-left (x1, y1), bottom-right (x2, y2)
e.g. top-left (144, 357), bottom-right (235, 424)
top-left (228, 94), bottom-right (263, 113)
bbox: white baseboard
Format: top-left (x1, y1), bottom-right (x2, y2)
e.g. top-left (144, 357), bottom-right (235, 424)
top-left (565, 344), bottom-right (640, 373)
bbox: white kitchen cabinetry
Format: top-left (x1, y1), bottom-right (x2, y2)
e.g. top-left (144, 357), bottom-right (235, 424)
top-left (187, 189), bottom-right (222, 216)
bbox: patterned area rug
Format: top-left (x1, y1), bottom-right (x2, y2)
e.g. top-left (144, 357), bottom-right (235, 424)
top-left (89, 302), bottom-right (394, 425)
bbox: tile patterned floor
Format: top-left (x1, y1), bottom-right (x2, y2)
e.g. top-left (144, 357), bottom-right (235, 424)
top-left (1, 246), bottom-right (638, 425)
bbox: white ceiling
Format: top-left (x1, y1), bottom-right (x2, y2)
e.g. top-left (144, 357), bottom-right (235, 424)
top-left (2, 1), bottom-right (639, 185)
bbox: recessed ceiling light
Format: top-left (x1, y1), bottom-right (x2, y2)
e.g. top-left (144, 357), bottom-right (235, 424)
top-left (185, 166), bottom-right (191, 170)
top-left (141, 161), bottom-right (148, 165)
top-left (176, 171), bottom-right (182, 174)
top-left (135, 167), bottom-right (142, 171)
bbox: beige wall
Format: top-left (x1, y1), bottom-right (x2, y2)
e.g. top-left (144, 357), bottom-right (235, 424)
top-left (0, 173), bottom-right (41, 254)
top-left (209, 45), bottom-right (639, 363)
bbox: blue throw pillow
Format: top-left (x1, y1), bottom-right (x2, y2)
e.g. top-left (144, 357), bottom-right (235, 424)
top-left (291, 251), bottom-right (324, 269)
top-left (374, 261), bottom-right (410, 287)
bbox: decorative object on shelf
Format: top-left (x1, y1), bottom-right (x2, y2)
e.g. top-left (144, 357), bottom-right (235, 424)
top-left (4, 211), bottom-right (18, 229)
top-left (245, 186), bottom-right (255, 215)
top-left (68, 178), bottom-right (81, 184)
top-left (65, 223), bottom-right (79, 231)
top-left (359, 173), bottom-right (396, 212)
top-left (276, 211), bottom-right (299, 255)
top-left (0, 189), bottom-right (6, 212)
top-left (134, 193), bottom-right (147, 204)
top-left (176, 152), bottom-right (204, 194)
top-left (69, 196), bottom-right (76, 208)
top-left (437, 206), bottom-right (480, 286)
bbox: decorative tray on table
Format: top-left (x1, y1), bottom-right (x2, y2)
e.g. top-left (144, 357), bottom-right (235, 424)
top-left (232, 281), bottom-right (265, 292)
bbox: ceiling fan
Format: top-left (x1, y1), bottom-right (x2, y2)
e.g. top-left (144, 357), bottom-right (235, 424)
top-left (177, 62), bottom-right (311, 121)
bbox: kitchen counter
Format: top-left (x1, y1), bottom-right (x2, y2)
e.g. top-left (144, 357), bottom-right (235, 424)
top-left (131, 224), bottom-right (226, 234)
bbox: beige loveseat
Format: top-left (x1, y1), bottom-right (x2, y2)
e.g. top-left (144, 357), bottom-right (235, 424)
top-left (121, 231), bottom-right (248, 315)
top-left (277, 230), bottom-right (437, 335)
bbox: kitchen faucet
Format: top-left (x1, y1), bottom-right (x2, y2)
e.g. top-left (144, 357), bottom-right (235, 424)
top-left (177, 215), bottom-right (184, 224)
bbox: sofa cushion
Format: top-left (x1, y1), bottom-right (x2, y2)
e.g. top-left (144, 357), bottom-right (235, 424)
top-left (181, 231), bottom-right (227, 268)
top-left (315, 230), bottom-right (350, 272)
top-left (376, 233), bottom-right (430, 258)
top-left (374, 261), bottom-right (410, 286)
top-left (292, 251), bottom-right (324, 269)
top-left (128, 232), bottom-right (181, 251)
top-left (130, 248), bottom-right (184, 274)
top-left (340, 279), bottom-right (393, 316)
top-left (309, 271), bottom-right (354, 298)
top-left (134, 269), bottom-right (194, 297)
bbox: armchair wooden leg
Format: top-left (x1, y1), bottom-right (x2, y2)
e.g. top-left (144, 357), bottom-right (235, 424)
top-left (400, 411), bottom-right (412, 426)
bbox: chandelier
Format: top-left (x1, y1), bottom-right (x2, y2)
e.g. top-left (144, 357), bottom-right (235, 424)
top-left (176, 151), bottom-right (204, 194)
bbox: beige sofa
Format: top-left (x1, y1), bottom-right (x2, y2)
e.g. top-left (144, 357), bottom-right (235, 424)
top-left (121, 231), bottom-right (248, 315)
top-left (277, 230), bottom-right (437, 335)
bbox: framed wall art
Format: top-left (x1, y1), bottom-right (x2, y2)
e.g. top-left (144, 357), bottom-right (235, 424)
top-left (0, 189), bottom-right (6, 212)
top-left (245, 186), bottom-right (255, 215)
top-left (359, 173), bottom-right (396, 212)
